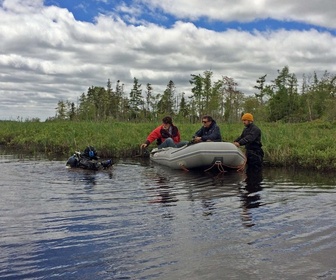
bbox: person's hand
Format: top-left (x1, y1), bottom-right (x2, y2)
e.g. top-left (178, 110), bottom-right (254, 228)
top-left (194, 137), bottom-right (202, 143)
top-left (233, 142), bottom-right (240, 147)
top-left (140, 143), bottom-right (148, 149)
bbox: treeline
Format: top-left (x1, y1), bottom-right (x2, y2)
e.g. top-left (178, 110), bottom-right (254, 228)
top-left (52, 66), bottom-right (336, 123)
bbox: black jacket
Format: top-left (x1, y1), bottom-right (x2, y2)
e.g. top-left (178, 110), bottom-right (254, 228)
top-left (234, 123), bottom-right (262, 150)
top-left (194, 120), bottom-right (222, 142)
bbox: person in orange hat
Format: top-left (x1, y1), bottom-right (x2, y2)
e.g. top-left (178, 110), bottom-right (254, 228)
top-left (234, 113), bottom-right (264, 170)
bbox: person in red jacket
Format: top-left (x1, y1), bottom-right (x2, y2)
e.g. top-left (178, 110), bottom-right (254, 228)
top-left (140, 116), bottom-right (188, 149)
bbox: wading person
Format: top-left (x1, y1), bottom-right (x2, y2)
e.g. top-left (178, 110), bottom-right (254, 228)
top-left (140, 116), bottom-right (188, 149)
top-left (234, 113), bottom-right (264, 170)
top-left (192, 115), bottom-right (222, 143)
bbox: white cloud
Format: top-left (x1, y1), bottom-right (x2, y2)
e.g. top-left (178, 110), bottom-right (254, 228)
top-left (140, 0), bottom-right (336, 28)
top-left (0, 0), bottom-right (335, 120)
top-left (2, 0), bottom-right (44, 13)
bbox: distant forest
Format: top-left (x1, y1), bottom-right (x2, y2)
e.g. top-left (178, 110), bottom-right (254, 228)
top-left (53, 66), bottom-right (336, 123)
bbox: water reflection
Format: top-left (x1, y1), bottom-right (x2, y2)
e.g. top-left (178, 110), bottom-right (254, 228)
top-left (263, 167), bottom-right (336, 185)
top-left (201, 199), bottom-right (216, 217)
top-left (239, 167), bottom-right (264, 227)
top-left (149, 176), bottom-right (179, 205)
top-left (145, 165), bottom-right (252, 220)
top-left (66, 168), bottom-right (114, 192)
top-left (194, 171), bottom-right (245, 217)
top-left (1, 155), bottom-right (336, 280)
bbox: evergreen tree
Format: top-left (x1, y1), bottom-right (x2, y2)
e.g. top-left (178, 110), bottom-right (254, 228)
top-left (178, 92), bottom-right (189, 119)
top-left (267, 66), bottom-right (299, 122)
top-left (203, 70), bottom-right (222, 119)
top-left (144, 83), bottom-right (153, 119)
top-left (189, 74), bottom-right (204, 117)
top-left (220, 76), bottom-right (242, 122)
top-left (157, 80), bottom-right (175, 116)
top-left (129, 77), bottom-right (144, 120)
top-left (68, 101), bottom-right (76, 121)
top-left (304, 71), bottom-right (336, 121)
top-left (55, 100), bottom-right (67, 120)
top-left (53, 67), bottom-right (335, 124)
top-left (254, 74), bottom-right (267, 105)
top-left (77, 92), bottom-right (95, 120)
top-left (115, 80), bottom-right (125, 120)
top-left (189, 70), bottom-right (223, 119)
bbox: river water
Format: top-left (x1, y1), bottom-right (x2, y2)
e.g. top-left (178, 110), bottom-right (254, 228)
top-left (0, 153), bottom-right (335, 279)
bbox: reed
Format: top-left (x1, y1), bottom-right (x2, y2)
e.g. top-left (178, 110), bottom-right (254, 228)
top-left (0, 120), bottom-right (335, 171)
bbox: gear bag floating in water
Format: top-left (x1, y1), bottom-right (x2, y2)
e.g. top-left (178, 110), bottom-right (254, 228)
top-left (83, 146), bottom-right (98, 160)
top-left (66, 146), bottom-right (113, 170)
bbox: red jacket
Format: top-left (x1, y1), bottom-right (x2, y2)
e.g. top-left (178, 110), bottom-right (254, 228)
top-left (145, 125), bottom-right (181, 146)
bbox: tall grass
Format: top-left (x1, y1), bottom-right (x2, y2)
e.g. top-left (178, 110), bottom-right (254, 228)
top-left (0, 120), bottom-right (335, 170)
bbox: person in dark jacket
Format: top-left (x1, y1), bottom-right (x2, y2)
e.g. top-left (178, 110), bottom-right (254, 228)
top-left (234, 113), bottom-right (264, 170)
top-left (193, 115), bottom-right (222, 143)
top-left (140, 116), bottom-right (188, 149)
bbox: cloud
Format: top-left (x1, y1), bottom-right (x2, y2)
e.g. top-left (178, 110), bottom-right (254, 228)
top-left (0, 0), bottom-right (335, 120)
top-left (2, 0), bottom-right (44, 13)
top-left (140, 0), bottom-right (336, 29)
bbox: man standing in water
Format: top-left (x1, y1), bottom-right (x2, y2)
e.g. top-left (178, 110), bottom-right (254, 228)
top-left (234, 113), bottom-right (264, 170)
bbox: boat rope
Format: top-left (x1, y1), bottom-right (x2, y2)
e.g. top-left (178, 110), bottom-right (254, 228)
top-left (222, 150), bottom-right (248, 172)
top-left (236, 154), bottom-right (247, 172)
top-left (204, 152), bottom-right (247, 173)
top-left (179, 163), bottom-right (189, 172)
top-left (221, 158), bottom-right (247, 172)
top-left (204, 161), bottom-right (226, 173)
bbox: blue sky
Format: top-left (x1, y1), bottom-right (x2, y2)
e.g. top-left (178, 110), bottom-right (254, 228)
top-left (45, 0), bottom-right (335, 34)
top-left (1, 0), bottom-right (336, 120)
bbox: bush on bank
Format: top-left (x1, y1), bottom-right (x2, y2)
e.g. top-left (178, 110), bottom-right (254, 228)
top-left (0, 120), bottom-right (335, 171)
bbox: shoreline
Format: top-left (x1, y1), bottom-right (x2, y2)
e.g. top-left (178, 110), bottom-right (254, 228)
top-left (0, 120), bottom-right (335, 171)
top-left (1, 144), bottom-right (335, 172)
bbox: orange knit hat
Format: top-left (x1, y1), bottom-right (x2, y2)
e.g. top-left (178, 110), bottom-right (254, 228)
top-left (241, 113), bottom-right (253, 121)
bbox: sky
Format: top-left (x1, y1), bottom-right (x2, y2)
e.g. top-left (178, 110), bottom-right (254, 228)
top-left (1, 0), bottom-right (336, 121)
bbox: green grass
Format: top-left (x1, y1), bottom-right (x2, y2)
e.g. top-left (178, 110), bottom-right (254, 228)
top-left (0, 120), bottom-right (335, 171)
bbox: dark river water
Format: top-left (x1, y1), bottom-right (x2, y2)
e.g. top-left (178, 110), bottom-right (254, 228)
top-left (0, 153), bottom-right (335, 280)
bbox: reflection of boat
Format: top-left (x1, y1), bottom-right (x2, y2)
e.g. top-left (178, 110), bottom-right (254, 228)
top-left (150, 142), bottom-right (246, 171)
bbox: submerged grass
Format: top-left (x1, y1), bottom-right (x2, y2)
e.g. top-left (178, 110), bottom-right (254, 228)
top-left (0, 120), bottom-right (335, 171)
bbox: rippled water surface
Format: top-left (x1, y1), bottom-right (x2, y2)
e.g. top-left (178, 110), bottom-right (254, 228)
top-left (0, 154), bottom-right (335, 279)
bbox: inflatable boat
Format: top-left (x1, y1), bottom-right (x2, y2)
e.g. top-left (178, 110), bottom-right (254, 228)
top-left (150, 142), bottom-right (246, 172)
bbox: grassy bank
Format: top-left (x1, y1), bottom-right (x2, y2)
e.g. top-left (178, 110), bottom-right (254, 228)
top-left (0, 120), bottom-right (335, 171)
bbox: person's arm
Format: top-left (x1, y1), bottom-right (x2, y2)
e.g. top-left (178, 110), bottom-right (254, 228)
top-left (193, 127), bottom-right (203, 143)
top-left (141, 126), bottom-right (161, 148)
top-left (234, 134), bottom-right (243, 146)
top-left (234, 128), bottom-right (246, 147)
top-left (174, 130), bottom-right (181, 143)
top-left (171, 125), bottom-right (181, 143)
top-left (236, 126), bottom-right (260, 146)
top-left (194, 127), bottom-right (203, 138)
